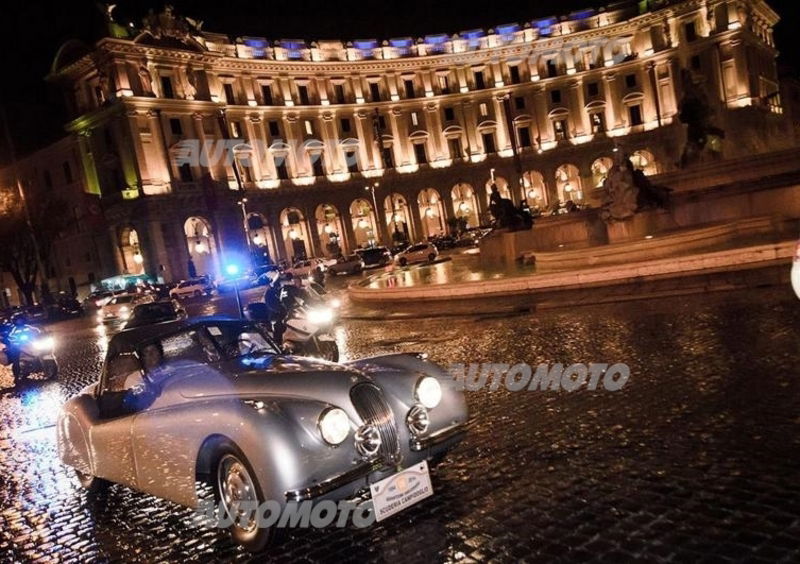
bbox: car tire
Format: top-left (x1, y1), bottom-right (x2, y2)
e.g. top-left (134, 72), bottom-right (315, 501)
top-left (213, 445), bottom-right (272, 554)
top-left (399, 258), bottom-right (408, 267)
top-left (43, 359), bottom-right (58, 380)
top-left (75, 468), bottom-right (110, 494)
top-left (11, 361), bottom-right (24, 382)
top-left (428, 253), bottom-right (436, 262)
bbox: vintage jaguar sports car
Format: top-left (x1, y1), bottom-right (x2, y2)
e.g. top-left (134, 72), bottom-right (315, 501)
top-left (57, 317), bottom-right (468, 552)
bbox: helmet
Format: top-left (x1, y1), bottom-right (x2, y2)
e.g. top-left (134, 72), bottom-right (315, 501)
top-left (11, 313), bottom-right (27, 327)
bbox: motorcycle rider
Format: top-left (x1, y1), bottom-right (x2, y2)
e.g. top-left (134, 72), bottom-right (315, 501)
top-left (1, 314), bottom-right (39, 376)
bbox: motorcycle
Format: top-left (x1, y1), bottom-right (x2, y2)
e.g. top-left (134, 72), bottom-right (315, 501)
top-left (245, 286), bottom-right (340, 362)
top-left (0, 324), bottom-right (59, 383)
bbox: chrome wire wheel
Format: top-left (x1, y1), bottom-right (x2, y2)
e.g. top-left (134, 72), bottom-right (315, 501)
top-left (217, 454), bottom-right (259, 535)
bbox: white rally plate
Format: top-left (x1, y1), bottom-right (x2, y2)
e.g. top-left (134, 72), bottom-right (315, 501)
top-left (370, 460), bottom-right (433, 522)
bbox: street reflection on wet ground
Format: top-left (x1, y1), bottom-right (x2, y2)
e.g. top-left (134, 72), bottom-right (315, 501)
top-left (1, 285), bottom-right (799, 562)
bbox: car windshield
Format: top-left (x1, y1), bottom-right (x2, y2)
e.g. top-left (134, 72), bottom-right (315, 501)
top-left (111, 295), bottom-right (135, 304)
top-left (205, 324), bottom-right (279, 360)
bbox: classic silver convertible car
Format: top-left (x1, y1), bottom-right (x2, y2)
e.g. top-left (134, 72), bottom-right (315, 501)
top-left (57, 317), bottom-right (467, 552)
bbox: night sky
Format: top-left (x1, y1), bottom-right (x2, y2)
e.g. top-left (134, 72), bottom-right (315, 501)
top-left (1, 0), bottom-right (798, 159)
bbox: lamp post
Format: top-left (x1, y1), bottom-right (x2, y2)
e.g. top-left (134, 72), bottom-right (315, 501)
top-left (364, 181), bottom-right (382, 247)
top-left (238, 197), bottom-right (253, 268)
top-left (226, 263), bottom-right (243, 318)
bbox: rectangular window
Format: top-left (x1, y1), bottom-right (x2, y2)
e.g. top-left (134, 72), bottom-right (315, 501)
top-left (554, 119), bottom-right (567, 140)
top-left (514, 96), bottom-right (526, 110)
top-left (438, 75), bottom-right (450, 93)
top-left (378, 115), bottom-right (387, 129)
top-left (369, 82), bottom-right (381, 102)
top-left (340, 118), bottom-right (351, 133)
top-left (334, 84), bottom-right (346, 104)
top-left (223, 83), bottom-right (236, 104)
top-left (480, 103), bottom-right (489, 117)
top-left (63, 161), bottom-right (73, 183)
top-left (274, 156), bottom-right (289, 179)
top-left (625, 73), bottom-right (637, 88)
top-left (268, 121), bottom-right (280, 137)
top-left (261, 84), bottom-right (273, 105)
top-left (509, 65), bottom-right (521, 84)
top-left (411, 112), bottom-right (419, 127)
top-left (443, 107), bottom-right (455, 122)
top-left (474, 70), bottom-right (486, 90)
top-left (551, 90), bottom-right (562, 104)
top-left (298, 85), bottom-right (310, 105)
top-left (304, 120), bottom-right (314, 136)
top-left (587, 82), bottom-right (599, 97)
top-left (382, 146), bottom-right (394, 169)
top-left (591, 112), bottom-right (606, 133)
top-left (691, 55), bottom-right (701, 70)
top-left (546, 59), bottom-right (558, 78)
top-left (482, 132), bottom-right (496, 154)
top-left (629, 104), bottom-right (643, 126)
top-left (413, 143), bottom-right (428, 164)
top-left (685, 21), bottom-right (697, 42)
top-left (448, 137), bottom-right (463, 158)
top-left (169, 118), bottom-right (183, 136)
top-left (404, 79), bottom-right (416, 98)
top-left (518, 127), bottom-right (532, 148)
top-left (178, 163), bottom-right (193, 182)
top-left (311, 153), bottom-right (325, 177)
top-left (160, 76), bottom-right (174, 99)
top-left (345, 150), bottom-right (359, 173)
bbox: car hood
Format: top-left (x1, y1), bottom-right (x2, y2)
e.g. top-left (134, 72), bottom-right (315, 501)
top-left (175, 355), bottom-right (368, 403)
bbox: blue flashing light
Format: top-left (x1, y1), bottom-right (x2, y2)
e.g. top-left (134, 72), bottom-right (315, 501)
top-left (570, 9), bottom-right (596, 20)
top-left (243, 37), bottom-right (268, 48)
top-left (461, 29), bottom-right (486, 40)
top-left (226, 264), bottom-right (241, 276)
top-left (241, 355), bottom-right (276, 369)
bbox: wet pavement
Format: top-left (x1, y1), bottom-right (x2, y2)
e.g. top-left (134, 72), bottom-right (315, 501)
top-left (1, 284), bottom-right (799, 562)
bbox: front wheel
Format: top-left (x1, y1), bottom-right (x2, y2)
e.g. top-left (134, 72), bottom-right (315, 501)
top-left (428, 253), bottom-right (436, 262)
top-left (399, 258), bottom-right (408, 267)
top-left (215, 448), bottom-right (272, 554)
top-left (43, 359), bottom-right (58, 380)
top-left (316, 340), bottom-right (339, 362)
top-left (75, 468), bottom-right (110, 494)
top-left (11, 361), bottom-right (24, 383)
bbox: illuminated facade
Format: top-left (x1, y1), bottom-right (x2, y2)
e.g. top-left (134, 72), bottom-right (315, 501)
top-left (47, 0), bottom-right (793, 282)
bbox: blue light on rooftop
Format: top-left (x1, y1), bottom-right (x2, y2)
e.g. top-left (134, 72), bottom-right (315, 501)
top-left (461, 29), bottom-right (486, 40)
top-left (389, 37), bottom-right (413, 48)
top-left (425, 34), bottom-right (449, 45)
top-left (496, 23), bottom-right (520, 36)
top-left (354, 39), bottom-right (379, 50)
top-left (570, 9), bottom-right (596, 20)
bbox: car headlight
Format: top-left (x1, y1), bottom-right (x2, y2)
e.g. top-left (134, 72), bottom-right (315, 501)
top-left (415, 376), bottom-right (442, 409)
top-left (330, 298), bottom-right (342, 309)
top-left (318, 407), bottom-right (350, 445)
top-left (307, 307), bottom-right (334, 325)
top-left (354, 424), bottom-right (381, 459)
top-left (33, 336), bottom-right (55, 352)
top-left (120, 306), bottom-right (129, 312)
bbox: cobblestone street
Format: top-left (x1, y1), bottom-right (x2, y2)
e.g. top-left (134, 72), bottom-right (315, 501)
top-left (1, 286), bottom-right (799, 563)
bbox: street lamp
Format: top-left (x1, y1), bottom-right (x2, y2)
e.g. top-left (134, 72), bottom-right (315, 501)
top-left (238, 198), bottom-right (253, 268)
top-left (364, 181), bottom-right (382, 246)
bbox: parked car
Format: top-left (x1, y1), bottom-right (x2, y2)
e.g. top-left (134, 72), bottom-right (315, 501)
top-left (96, 293), bottom-right (154, 324)
top-left (169, 276), bottom-right (214, 299)
top-left (355, 246), bottom-right (392, 269)
top-left (429, 235), bottom-right (456, 250)
top-left (47, 294), bottom-right (84, 320)
top-left (328, 254), bottom-right (365, 276)
top-left (394, 242), bottom-right (439, 267)
top-left (286, 258), bottom-right (331, 279)
top-left (83, 290), bottom-right (115, 310)
top-left (792, 236), bottom-right (800, 300)
top-left (58, 317), bottom-right (468, 553)
top-left (123, 300), bottom-right (186, 329)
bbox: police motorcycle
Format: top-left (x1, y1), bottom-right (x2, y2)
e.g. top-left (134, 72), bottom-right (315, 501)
top-left (0, 315), bottom-right (58, 383)
top-left (245, 274), bottom-right (340, 362)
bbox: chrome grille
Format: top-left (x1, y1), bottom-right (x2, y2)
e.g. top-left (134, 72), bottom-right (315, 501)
top-left (350, 383), bottom-right (400, 463)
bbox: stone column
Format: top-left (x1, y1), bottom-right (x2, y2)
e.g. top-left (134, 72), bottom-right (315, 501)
top-left (603, 73), bottom-right (622, 130)
top-left (568, 79), bottom-right (587, 137)
top-left (491, 94), bottom-right (511, 153)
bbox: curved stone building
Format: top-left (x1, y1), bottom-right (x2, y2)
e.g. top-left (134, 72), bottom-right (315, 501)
top-left (47, 0), bottom-right (791, 282)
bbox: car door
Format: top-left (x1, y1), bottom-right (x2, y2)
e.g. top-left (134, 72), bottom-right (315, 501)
top-left (131, 329), bottom-right (226, 506)
top-left (90, 353), bottom-right (142, 488)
